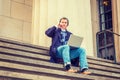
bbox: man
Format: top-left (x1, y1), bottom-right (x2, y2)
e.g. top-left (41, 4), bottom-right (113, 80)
top-left (45, 17), bottom-right (91, 74)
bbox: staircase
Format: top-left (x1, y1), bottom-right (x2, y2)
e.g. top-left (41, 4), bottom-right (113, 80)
top-left (0, 38), bottom-right (120, 80)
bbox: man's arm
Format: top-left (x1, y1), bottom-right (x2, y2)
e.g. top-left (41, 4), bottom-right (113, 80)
top-left (45, 26), bottom-right (57, 37)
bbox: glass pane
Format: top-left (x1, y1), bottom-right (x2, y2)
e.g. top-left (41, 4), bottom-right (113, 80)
top-left (100, 0), bottom-right (103, 6)
top-left (108, 12), bottom-right (112, 20)
top-left (100, 6), bottom-right (104, 14)
top-left (108, 47), bottom-right (115, 60)
top-left (105, 22), bottom-right (108, 29)
top-left (102, 23), bottom-right (105, 30)
top-left (101, 14), bottom-right (105, 22)
top-left (106, 32), bottom-right (113, 44)
top-left (108, 20), bottom-right (112, 29)
top-left (99, 33), bottom-right (104, 47)
top-left (105, 12), bottom-right (112, 21)
top-left (104, 0), bottom-right (112, 11)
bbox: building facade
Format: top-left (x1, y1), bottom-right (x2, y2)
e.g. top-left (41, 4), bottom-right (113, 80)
top-left (0, 0), bottom-right (120, 63)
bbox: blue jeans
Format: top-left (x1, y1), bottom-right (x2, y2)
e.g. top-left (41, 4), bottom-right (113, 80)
top-left (56, 45), bottom-right (88, 71)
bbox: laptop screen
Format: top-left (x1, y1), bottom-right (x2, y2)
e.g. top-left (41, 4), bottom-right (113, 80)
top-left (67, 34), bottom-right (83, 48)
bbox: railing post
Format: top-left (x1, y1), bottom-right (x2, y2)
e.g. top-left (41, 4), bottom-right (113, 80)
top-left (96, 33), bottom-right (100, 58)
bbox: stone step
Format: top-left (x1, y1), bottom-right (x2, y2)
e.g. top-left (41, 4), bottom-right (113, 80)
top-left (0, 53), bottom-right (120, 80)
top-left (0, 38), bottom-right (117, 62)
top-left (0, 61), bottom-right (95, 80)
top-left (0, 37), bottom-right (49, 50)
top-left (0, 38), bottom-right (118, 65)
top-left (0, 70), bottom-right (69, 80)
top-left (0, 41), bottom-right (49, 56)
top-left (0, 38), bottom-right (120, 80)
top-left (0, 47), bottom-right (120, 70)
top-left (0, 61), bottom-right (119, 80)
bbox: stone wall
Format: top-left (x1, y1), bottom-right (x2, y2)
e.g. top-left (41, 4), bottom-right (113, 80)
top-left (0, 0), bottom-right (32, 43)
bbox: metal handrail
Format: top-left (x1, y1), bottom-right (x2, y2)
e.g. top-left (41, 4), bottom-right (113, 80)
top-left (96, 29), bottom-right (120, 63)
top-left (97, 29), bottom-right (120, 36)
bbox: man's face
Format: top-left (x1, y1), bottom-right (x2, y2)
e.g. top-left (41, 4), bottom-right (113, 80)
top-left (59, 19), bottom-right (68, 29)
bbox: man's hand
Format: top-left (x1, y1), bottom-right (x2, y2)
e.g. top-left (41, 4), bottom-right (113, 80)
top-left (55, 24), bottom-right (61, 28)
top-left (57, 24), bottom-right (61, 28)
top-left (57, 24), bottom-right (62, 29)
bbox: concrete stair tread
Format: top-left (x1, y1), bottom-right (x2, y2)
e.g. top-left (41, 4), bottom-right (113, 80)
top-left (0, 48), bottom-right (120, 70)
top-left (1, 52), bottom-right (119, 73)
top-left (0, 53), bottom-right (120, 79)
top-left (0, 42), bottom-right (49, 54)
top-left (0, 47), bottom-right (120, 69)
top-left (0, 37), bottom-right (120, 80)
top-left (0, 61), bottom-right (95, 80)
top-left (0, 37), bottom-right (49, 50)
top-left (87, 56), bottom-right (114, 63)
top-left (0, 40), bottom-right (118, 64)
top-left (1, 61), bottom-right (119, 80)
top-left (0, 39), bottom-right (118, 65)
top-left (0, 70), bottom-right (69, 80)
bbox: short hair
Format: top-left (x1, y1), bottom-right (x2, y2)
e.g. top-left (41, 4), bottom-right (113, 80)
top-left (59, 17), bottom-right (69, 26)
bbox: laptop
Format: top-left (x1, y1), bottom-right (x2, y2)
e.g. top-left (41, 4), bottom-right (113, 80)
top-left (67, 34), bottom-right (83, 49)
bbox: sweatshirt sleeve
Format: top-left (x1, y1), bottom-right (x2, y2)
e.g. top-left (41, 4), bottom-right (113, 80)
top-left (45, 26), bottom-right (57, 37)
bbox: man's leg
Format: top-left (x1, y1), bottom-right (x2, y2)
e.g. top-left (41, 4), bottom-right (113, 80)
top-left (70, 48), bottom-right (91, 74)
top-left (57, 45), bottom-right (77, 72)
top-left (57, 45), bottom-right (71, 65)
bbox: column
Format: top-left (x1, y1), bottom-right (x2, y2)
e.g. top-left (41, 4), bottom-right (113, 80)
top-left (31, 0), bottom-right (40, 45)
top-left (112, 0), bottom-right (120, 63)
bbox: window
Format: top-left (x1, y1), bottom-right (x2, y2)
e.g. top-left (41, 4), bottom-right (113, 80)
top-left (98, 0), bottom-right (112, 30)
top-left (97, 0), bottom-right (115, 61)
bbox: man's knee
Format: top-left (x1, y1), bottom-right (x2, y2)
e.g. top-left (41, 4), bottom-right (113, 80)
top-left (62, 45), bottom-right (70, 49)
top-left (78, 47), bottom-right (86, 54)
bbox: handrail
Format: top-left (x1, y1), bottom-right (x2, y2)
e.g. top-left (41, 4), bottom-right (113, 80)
top-left (97, 29), bottom-right (120, 36)
top-left (96, 29), bottom-right (120, 63)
